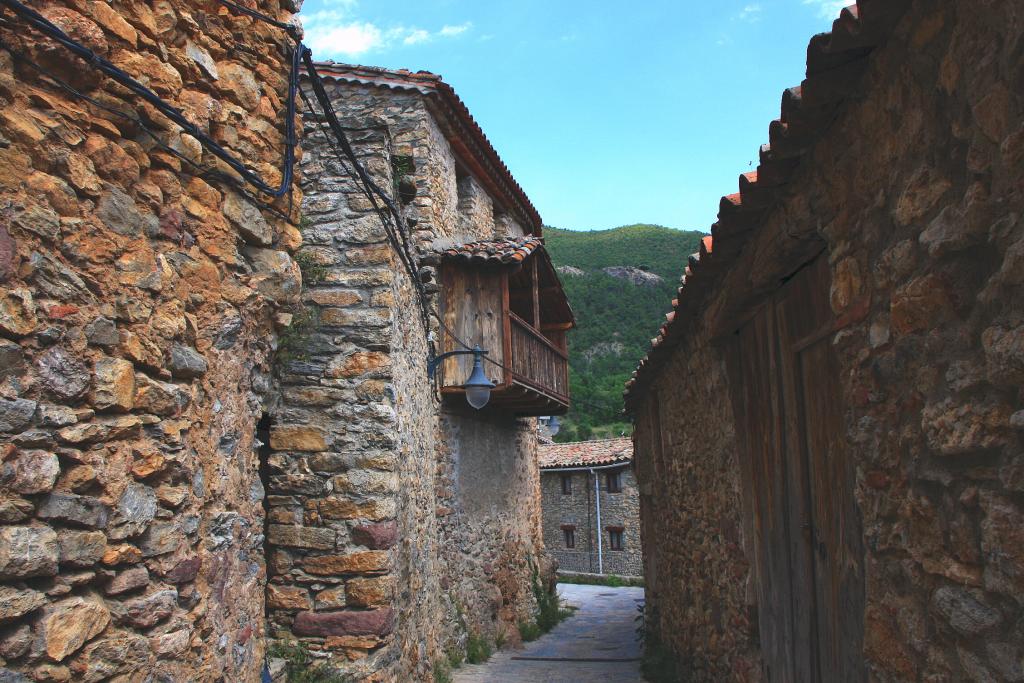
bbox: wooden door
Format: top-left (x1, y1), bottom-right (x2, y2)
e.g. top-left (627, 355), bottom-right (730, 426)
top-left (726, 255), bottom-right (865, 682)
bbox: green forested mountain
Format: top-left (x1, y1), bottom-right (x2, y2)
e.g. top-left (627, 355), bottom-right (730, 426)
top-left (544, 224), bottom-right (706, 442)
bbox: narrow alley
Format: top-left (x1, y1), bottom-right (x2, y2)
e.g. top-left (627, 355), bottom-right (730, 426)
top-left (0, 0), bottom-right (1020, 681)
top-left (454, 584), bottom-right (646, 683)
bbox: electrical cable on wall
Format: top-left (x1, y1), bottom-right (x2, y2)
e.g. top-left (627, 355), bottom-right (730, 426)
top-left (213, 2), bottom-right (489, 373)
top-left (297, 66), bottom-right (433, 340)
top-left (217, 0), bottom-right (297, 33)
top-left (3, 0), bottom-right (586, 412)
top-left (0, 0), bottom-right (300, 204)
top-left (0, 38), bottom-right (294, 223)
top-left (0, 0), bottom-right (435, 338)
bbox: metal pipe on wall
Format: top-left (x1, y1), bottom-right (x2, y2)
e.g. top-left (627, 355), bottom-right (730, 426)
top-left (592, 468), bottom-right (603, 574)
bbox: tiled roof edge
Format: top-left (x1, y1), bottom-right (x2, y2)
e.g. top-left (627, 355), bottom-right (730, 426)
top-left (623, 0), bottom-right (913, 412)
top-left (424, 236), bottom-right (545, 266)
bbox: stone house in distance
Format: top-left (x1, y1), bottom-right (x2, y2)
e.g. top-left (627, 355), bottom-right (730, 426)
top-left (274, 63), bottom-right (573, 680)
top-left (539, 438), bottom-right (642, 578)
top-left (626, 0), bottom-right (1024, 680)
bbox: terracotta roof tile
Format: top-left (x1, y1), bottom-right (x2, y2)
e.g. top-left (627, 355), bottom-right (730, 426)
top-left (430, 236), bottom-right (545, 266)
top-left (624, 0), bottom-right (912, 410)
top-left (538, 438), bottom-right (633, 469)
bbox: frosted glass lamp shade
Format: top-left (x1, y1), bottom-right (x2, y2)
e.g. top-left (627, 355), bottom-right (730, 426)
top-left (463, 349), bottom-right (495, 410)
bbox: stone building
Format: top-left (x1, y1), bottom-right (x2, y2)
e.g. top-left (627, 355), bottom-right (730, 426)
top-left (539, 438), bottom-right (642, 577)
top-left (625, 0), bottom-right (1024, 680)
top-left (0, 3), bottom-right (569, 682)
top-left (0, 1), bottom-right (302, 681)
top-left (272, 63), bottom-right (572, 680)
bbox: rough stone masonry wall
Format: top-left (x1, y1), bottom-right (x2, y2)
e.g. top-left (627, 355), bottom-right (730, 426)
top-left (634, 0), bottom-right (1024, 680)
top-left (540, 468), bottom-right (643, 577)
top-left (268, 90), bottom-right (413, 681)
top-left (437, 412), bottom-right (545, 646)
top-left (633, 356), bottom-right (759, 681)
top-left (285, 79), bottom-right (545, 681)
top-left (0, 1), bottom-right (301, 681)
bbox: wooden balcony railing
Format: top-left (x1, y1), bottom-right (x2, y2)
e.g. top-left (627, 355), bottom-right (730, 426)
top-left (509, 313), bottom-right (569, 401)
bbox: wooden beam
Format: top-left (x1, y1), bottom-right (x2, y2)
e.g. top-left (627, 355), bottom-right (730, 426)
top-left (510, 286), bottom-right (565, 298)
top-left (502, 270), bottom-right (512, 387)
top-left (531, 257), bottom-right (540, 327)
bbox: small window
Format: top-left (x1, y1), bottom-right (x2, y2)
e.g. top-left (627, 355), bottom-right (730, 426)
top-left (561, 474), bottom-right (572, 495)
top-left (563, 528), bottom-right (575, 549)
top-left (607, 526), bottom-right (624, 551)
top-left (606, 470), bottom-right (622, 493)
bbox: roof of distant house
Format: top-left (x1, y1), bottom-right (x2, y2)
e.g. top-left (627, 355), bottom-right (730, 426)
top-left (624, 0), bottom-right (911, 410)
top-left (309, 62), bottom-right (542, 236)
top-left (538, 438), bottom-right (633, 469)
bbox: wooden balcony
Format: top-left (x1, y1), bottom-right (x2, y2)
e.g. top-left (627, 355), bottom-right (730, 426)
top-left (436, 238), bottom-right (574, 416)
top-left (498, 313), bottom-right (570, 415)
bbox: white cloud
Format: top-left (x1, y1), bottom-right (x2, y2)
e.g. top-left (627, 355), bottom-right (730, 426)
top-left (305, 21), bottom-right (383, 57)
top-left (403, 28), bottom-right (431, 45)
top-left (301, 3), bottom-right (474, 59)
top-left (802, 0), bottom-right (849, 19)
top-left (738, 3), bottom-right (762, 21)
top-left (439, 22), bottom-right (472, 37)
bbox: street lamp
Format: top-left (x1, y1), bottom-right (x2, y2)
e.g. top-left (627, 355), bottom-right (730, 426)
top-left (547, 416), bottom-right (561, 436)
top-left (427, 345), bottom-right (496, 410)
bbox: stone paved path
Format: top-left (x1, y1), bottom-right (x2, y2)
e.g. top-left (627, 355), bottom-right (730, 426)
top-left (453, 584), bottom-right (647, 683)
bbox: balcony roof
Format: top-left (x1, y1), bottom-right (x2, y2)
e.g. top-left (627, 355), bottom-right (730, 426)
top-left (430, 236), bottom-right (544, 266)
top-left (427, 237), bottom-right (575, 327)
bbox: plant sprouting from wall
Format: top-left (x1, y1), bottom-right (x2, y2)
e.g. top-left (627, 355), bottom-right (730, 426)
top-left (464, 632), bottom-right (492, 664)
top-left (520, 558), bottom-right (574, 640)
top-left (391, 154), bottom-right (416, 204)
top-left (267, 641), bottom-right (354, 683)
top-left (295, 250), bottom-right (328, 286)
top-left (276, 305), bottom-right (320, 365)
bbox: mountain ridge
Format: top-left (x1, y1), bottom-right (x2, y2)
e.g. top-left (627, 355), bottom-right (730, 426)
top-left (543, 224), bottom-right (706, 441)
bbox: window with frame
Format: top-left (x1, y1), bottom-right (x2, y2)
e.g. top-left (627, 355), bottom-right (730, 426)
top-left (561, 474), bottom-right (572, 495)
top-left (607, 526), bottom-right (624, 551)
top-left (606, 470), bottom-right (622, 493)
top-left (561, 524), bottom-right (576, 549)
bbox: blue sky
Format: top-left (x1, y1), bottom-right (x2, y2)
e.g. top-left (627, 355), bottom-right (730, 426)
top-left (299, 0), bottom-right (849, 232)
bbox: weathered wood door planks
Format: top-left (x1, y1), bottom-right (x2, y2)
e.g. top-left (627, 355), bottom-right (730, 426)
top-left (726, 254), bottom-right (865, 682)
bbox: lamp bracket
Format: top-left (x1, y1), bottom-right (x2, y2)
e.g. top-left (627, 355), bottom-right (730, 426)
top-left (427, 346), bottom-right (488, 380)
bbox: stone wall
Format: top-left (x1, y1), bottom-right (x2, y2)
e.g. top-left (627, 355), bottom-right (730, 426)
top-left (0, 1), bottom-right (301, 681)
top-left (437, 412), bottom-right (545, 642)
top-left (285, 75), bottom-right (546, 681)
top-left (632, 350), bottom-right (760, 679)
top-left (630, 0), bottom-right (1024, 680)
top-left (540, 467), bottom-right (643, 577)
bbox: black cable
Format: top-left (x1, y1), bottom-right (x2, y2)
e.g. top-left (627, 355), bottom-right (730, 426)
top-left (215, 0), bottom-right (298, 35)
top-left (4, 0), bottom-right (590, 412)
top-left (297, 86), bottom-right (420, 309)
top-left (0, 0), bottom-right (299, 200)
top-left (0, 38), bottom-right (295, 223)
top-left (233, 6), bottom-right (605, 418)
top-left (300, 54), bottom-right (434, 339)
top-left (302, 56), bottom-right (422, 275)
